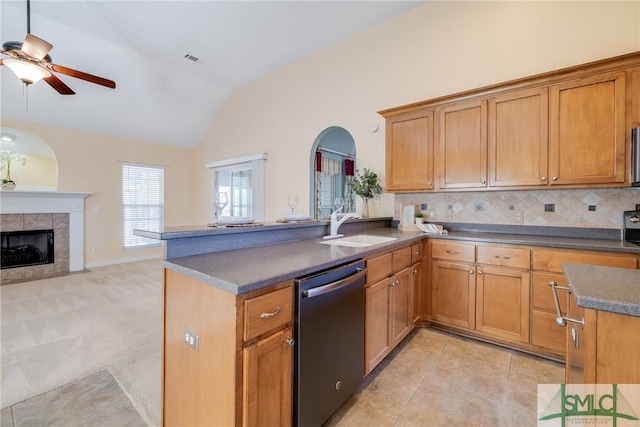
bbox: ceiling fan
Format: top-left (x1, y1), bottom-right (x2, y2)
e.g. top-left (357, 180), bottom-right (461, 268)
top-left (0, 0), bottom-right (116, 95)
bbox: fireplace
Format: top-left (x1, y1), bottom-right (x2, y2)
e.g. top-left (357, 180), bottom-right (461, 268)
top-left (1, 229), bottom-right (54, 269)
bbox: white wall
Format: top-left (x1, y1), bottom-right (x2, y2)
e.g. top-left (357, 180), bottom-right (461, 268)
top-left (193, 1), bottom-right (640, 223)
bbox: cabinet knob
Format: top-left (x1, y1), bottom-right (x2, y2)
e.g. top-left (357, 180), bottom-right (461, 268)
top-left (469, 270), bottom-right (474, 274)
top-left (477, 270), bottom-right (483, 275)
top-left (552, 176), bottom-right (558, 181)
top-left (414, 251), bottom-right (420, 255)
top-left (413, 269), bottom-right (418, 274)
top-left (481, 180), bottom-right (486, 184)
top-left (541, 176), bottom-right (547, 181)
top-left (285, 338), bottom-right (295, 347)
top-left (427, 182), bottom-right (433, 187)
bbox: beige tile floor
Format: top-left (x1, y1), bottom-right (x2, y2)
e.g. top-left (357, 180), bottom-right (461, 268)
top-left (1, 327), bottom-right (563, 427)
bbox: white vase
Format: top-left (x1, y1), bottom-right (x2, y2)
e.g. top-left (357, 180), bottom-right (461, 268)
top-left (415, 217), bottom-right (423, 225)
top-left (1, 181), bottom-right (16, 190)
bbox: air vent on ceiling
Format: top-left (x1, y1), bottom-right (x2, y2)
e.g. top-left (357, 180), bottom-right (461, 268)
top-left (184, 54), bottom-right (200, 62)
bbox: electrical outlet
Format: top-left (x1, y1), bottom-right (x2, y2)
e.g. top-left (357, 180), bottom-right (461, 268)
top-left (636, 204), bottom-right (640, 211)
top-left (445, 207), bottom-right (453, 220)
top-left (588, 205), bottom-right (596, 212)
top-left (184, 327), bottom-right (199, 351)
top-left (420, 203), bottom-right (428, 211)
top-left (544, 204), bottom-right (555, 213)
top-left (92, 245), bottom-right (99, 253)
top-left (514, 210), bottom-right (523, 223)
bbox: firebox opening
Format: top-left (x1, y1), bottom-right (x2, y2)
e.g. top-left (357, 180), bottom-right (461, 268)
top-left (1, 229), bottom-right (54, 269)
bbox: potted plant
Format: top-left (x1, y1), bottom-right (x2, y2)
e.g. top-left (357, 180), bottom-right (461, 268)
top-left (415, 211), bottom-right (424, 224)
top-left (352, 168), bottom-right (383, 218)
top-left (0, 151), bottom-right (26, 190)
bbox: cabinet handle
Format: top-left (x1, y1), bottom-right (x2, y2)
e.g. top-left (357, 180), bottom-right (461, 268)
top-left (414, 251), bottom-right (420, 255)
top-left (285, 338), bottom-right (295, 347)
top-left (549, 281), bottom-right (584, 327)
top-left (260, 306), bottom-right (282, 319)
top-left (541, 176), bottom-right (547, 181)
top-left (445, 250), bottom-right (460, 254)
top-left (552, 176), bottom-right (558, 181)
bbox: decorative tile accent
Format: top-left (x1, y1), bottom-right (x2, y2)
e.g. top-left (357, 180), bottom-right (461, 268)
top-left (23, 214), bottom-right (53, 231)
top-left (396, 188), bottom-right (639, 230)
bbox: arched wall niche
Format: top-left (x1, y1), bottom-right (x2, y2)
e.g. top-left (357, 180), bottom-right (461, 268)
top-left (0, 127), bottom-right (59, 190)
top-left (309, 126), bottom-right (356, 219)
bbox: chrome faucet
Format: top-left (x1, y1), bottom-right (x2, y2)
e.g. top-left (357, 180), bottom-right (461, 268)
top-left (324, 207), bottom-right (361, 239)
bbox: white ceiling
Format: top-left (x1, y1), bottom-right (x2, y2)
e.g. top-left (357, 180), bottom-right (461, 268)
top-left (0, 1), bottom-right (423, 148)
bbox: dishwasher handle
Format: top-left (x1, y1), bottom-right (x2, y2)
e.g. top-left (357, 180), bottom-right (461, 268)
top-left (302, 268), bottom-right (367, 298)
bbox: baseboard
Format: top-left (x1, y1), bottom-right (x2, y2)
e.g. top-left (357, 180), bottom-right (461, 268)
top-left (85, 254), bottom-right (162, 269)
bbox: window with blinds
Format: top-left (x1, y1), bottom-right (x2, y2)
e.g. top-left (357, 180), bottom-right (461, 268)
top-left (122, 163), bottom-right (164, 249)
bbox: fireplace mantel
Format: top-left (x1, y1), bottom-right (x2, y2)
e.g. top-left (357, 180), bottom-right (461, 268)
top-left (0, 190), bottom-right (91, 271)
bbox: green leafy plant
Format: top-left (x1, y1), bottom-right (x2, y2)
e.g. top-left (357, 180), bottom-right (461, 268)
top-left (353, 168), bottom-right (382, 200)
top-left (415, 211), bottom-right (424, 218)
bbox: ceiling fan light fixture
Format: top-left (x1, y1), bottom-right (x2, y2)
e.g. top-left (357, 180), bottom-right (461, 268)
top-left (4, 58), bottom-right (51, 85)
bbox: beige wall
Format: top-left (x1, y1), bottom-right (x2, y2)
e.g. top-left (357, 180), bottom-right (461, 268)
top-left (11, 154), bottom-right (57, 188)
top-left (1, 119), bottom-right (195, 266)
top-left (193, 1), bottom-right (640, 224)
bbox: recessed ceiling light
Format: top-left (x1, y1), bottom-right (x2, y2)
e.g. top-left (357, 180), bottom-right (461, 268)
top-left (0, 133), bottom-right (17, 142)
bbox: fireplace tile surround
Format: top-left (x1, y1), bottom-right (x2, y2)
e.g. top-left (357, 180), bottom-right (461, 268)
top-left (0, 191), bottom-right (90, 285)
top-left (1, 214), bottom-right (69, 283)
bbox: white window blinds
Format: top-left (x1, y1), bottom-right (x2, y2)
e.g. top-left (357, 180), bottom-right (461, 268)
top-left (122, 163), bottom-right (164, 249)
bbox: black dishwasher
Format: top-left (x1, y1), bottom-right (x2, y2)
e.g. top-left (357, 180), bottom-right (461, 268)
top-left (294, 259), bottom-right (366, 427)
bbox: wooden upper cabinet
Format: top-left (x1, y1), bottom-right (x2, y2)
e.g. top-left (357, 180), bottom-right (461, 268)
top-left (488, 87), bottom-right (549, 187)
top-left (549, 71), bottom-right (626, 185)
top-left (385, 108), bottom-right (434, 191)
top-left (438, 100), bottom-right (488, 189)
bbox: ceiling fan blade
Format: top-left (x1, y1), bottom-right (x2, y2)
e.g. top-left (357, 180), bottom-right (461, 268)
top-left (46, 63), bottom-right (116, 89)
top-left (43, 73), bottom-right (75, 95)
top-left (22, 33), bottom-right (53, 61)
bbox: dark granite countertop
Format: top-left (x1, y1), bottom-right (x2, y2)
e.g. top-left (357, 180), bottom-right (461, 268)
top-left (563, 263), bottom-right (640, 317)
top-left (160, 221), bottom-right (639, 295)
top-left (162, 228), bottom-right (423, 295)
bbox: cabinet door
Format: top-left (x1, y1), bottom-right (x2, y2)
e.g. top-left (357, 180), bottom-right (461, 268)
top-left (410, 262), bottom-right (422, 325)
top-left (438, 100), bottom-right (488, 189)
top-left (385, 108), bottom-right (434, 191)
top-left (476, 266), bottom-right (530, 343)
top-left (489, 87), bottom-right (548, 187)
top-left (365, 278), bottom-right (391, 374)
top-left (549, 71), bottom-right (626, 185)
top-left (530, 272), bottom-right (568, 355)
top-left (432, 260), bottom-right (476, 329)
top-left (243, 327), bottom-right (293, 427)
top-left (390, 267), bottom-right (412, 347)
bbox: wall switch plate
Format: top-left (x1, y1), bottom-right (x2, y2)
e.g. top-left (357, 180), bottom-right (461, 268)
top-left (184, 327), bottom-right (199, 351)
top-left (544, 204), bottom-right (555, 212)
top-left (636, 204), bottom-right (640, 211)
top-left (588, 205), bottom-right (596, 211)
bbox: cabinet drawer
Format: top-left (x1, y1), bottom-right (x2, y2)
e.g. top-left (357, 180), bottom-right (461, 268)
top-left (244, 287), bottom-right (292, 341)
top-left (532, 272), bottom-right (568, 312)
top-left (477, 246), bottom-right (530, 269)
top-left (367, 253), bottom-right (393, 284)
top-left (393, 246), bottom-right (412, 272)
top-left (411, 243), bottom-right (422, 264)
top-left (532, 249), bottom-right (637, 273)
top-left (431, 241), bottom-right (475, 263)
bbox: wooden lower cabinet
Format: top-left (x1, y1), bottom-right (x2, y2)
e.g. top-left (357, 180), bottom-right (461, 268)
top-left (162, 269), bottom-right (293, 427)
top-left (476, 265), bottom-right (530, 343)
top-left (243, 327), bottom-right (293, 427)
top-left (531, 248), bottom-right (638, 358)
top-left (365, 246), bottom-right (415, 375)
top-left (432, 260), bottom-right (476, 329)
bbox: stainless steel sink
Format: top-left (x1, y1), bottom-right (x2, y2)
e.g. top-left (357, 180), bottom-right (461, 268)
top-left (319, 235), bottom-right (397, 248)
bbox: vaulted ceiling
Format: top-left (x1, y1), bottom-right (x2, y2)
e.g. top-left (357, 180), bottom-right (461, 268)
top-left (1, 1), bottom-right (423, 148)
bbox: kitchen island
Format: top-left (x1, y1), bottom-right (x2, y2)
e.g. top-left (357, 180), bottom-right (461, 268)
top-left (562, 263), bottom-right (640, 384)
top-left (135, 220), bottom-right (640, 426)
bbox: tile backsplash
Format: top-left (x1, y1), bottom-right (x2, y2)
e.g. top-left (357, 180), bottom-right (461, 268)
top-left (396, 188), bottom-right (639, 230)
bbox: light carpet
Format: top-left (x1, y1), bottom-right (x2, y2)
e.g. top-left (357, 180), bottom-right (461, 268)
top-left (0, 259), bottom-right (163, 426)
